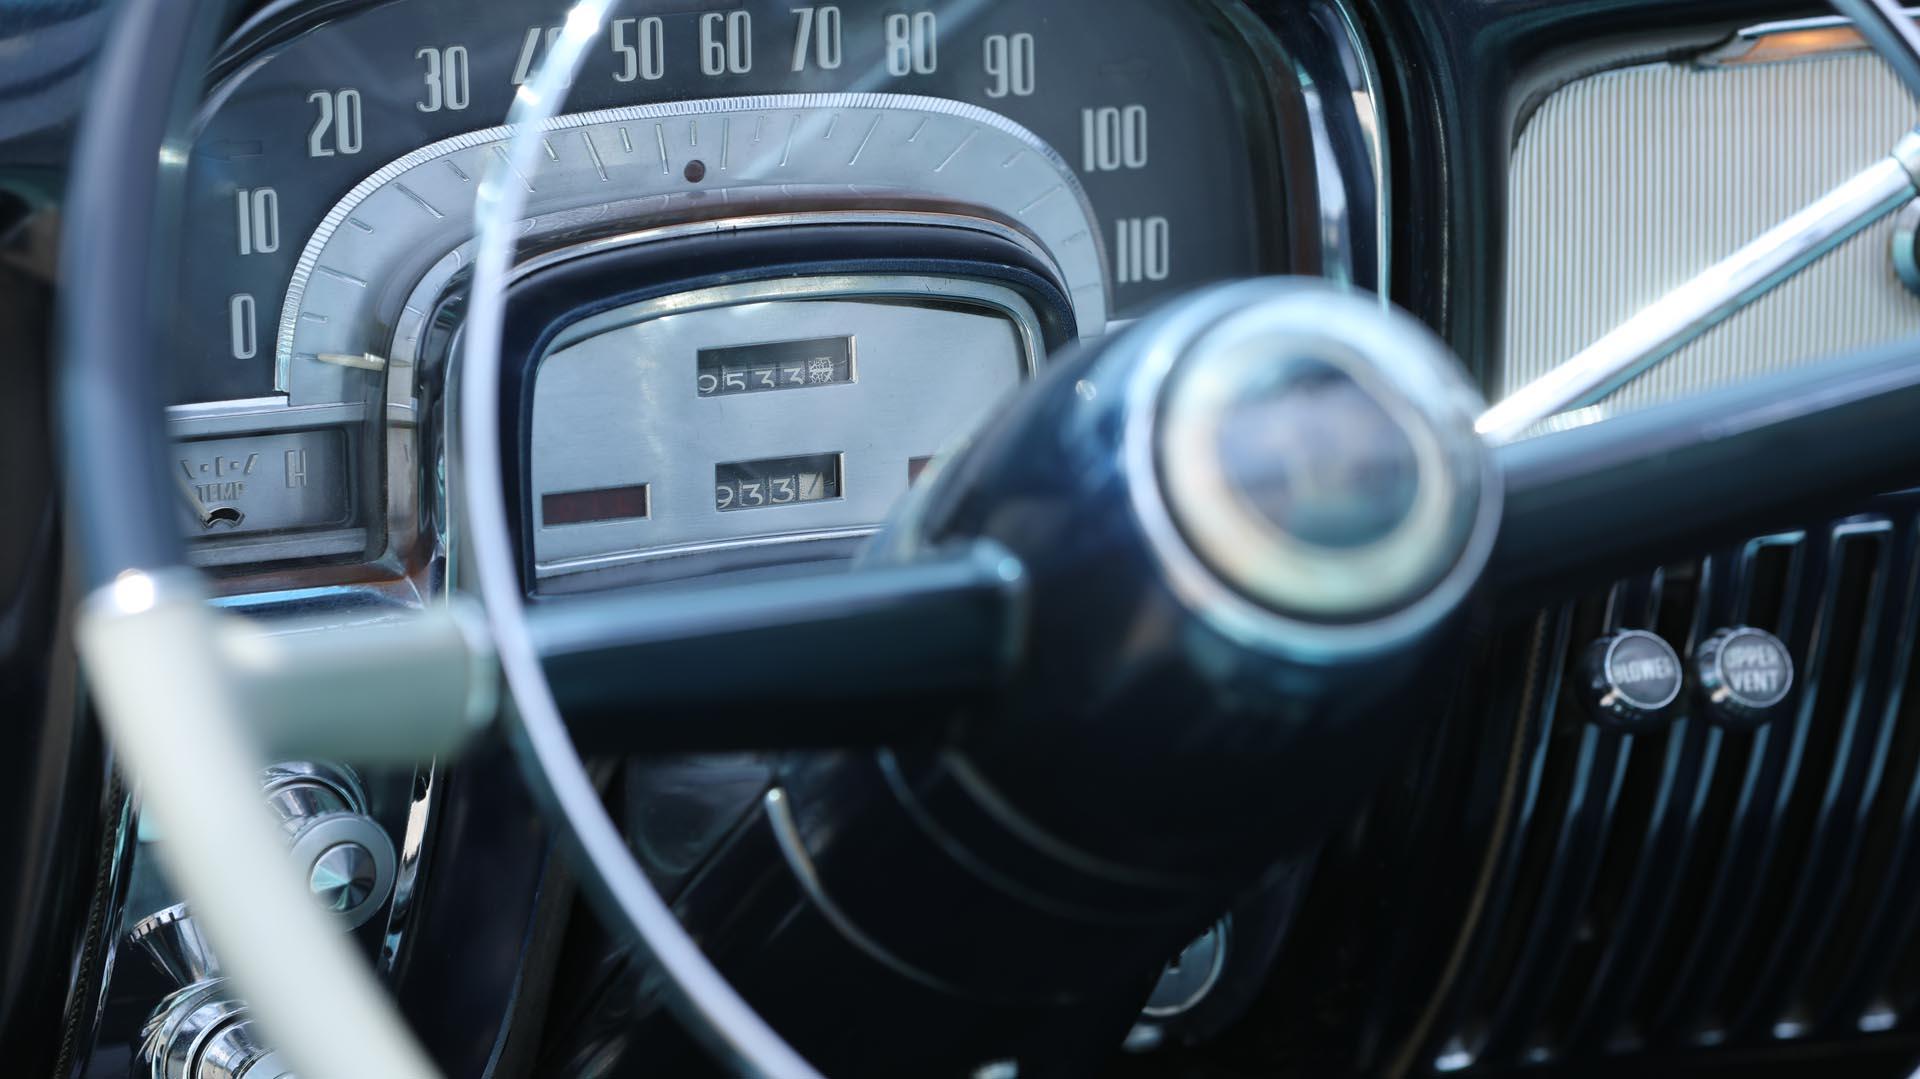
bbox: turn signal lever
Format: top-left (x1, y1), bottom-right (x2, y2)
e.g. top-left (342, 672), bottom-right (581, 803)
top-left (128, 762), bottom-right (396, 1079)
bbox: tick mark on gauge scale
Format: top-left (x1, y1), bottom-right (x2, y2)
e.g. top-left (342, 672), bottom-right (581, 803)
top-left (720, 118), bottom-right (731, 170)
top-left (934, 130), bottom-right (977, 172)
top-left (445, 159), bottom-right (470, 182)
top-left (314, 266), bottom-right (368, 287)
top-left (491, 145), bottom-right (534, 192)
top-left (542, 137), bottom-right (559, 162)
top-left (581, 132), bottom-right (607, 181)
top-left (393, 182), bottom-right (444, 219)
top-left (1018, 185), bottom-right (1061, 214)
top-left (848, 116), bottom-right (881, 166)
top-left (654, 123), bottom-right (671, 175)
top-left (781, 115), bottom-right (799, 167)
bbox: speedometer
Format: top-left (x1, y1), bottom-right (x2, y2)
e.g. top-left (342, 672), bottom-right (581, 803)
top-left (170, 0), bottom-right (1384, 576)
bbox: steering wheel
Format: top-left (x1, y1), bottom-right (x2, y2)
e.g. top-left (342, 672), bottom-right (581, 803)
top-left (58, 0), bottom-right (1920, 1076)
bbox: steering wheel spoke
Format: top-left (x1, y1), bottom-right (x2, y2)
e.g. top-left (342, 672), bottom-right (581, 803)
top-left (530, 542), bottom-right (1026, 753)
top-left (1490, 335), bottom-right (1920, 608)
top-left (1831, 0), bottom-right (1920, 101)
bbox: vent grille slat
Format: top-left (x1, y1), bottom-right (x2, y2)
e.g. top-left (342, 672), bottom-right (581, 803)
top-left (1700, 527), bottom-right (1877, 1035)
top-left (1557, 560), bottom-right (1722, 1055)
top-left (1644, 536), bottom-right (1820, 1047)
top-left (1427, 610), bottom-right (1577, 1071)
top-left (1479, 584), bottom-right (1653, 1064)
top-left (1734, 523), bottom-right (1906, 1039)
top-left (1411, 511), bottom-right (1920, 1072)
top-left (1816, 520), bottom-right (1920, 1030)
top-left (1478, 728), bottom-right (1631, 1064)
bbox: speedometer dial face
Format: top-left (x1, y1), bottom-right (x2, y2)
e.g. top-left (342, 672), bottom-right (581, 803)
top-left (178, 0), bottom-right (1289, 405)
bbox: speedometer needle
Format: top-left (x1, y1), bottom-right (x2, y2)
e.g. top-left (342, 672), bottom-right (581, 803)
top-left (314, 351), bottom-right (388, 371)
top-left (174, 471), bottom-right (216, 529)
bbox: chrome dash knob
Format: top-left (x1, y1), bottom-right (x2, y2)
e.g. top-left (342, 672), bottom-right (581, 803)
top-left (136, 979), bottom-right (289, 1079)
top-left (1694, 626), bottom-right (1794, 727)
top-left (1577, 629), bottom-right (1683, 728)
top-left (285, 810), bottom-right (396, 929)
top-left (128, 903), bottom-right (219, 987)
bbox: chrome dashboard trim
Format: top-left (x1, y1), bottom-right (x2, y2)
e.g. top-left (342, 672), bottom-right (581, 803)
top-left (278, 91), bottom-right (1112, 392)
top-left (1326, 0), bottom-right (1392, 302)
top-left (165, 395), bottom-right (291, 419)
top-left (1343, 0), bottom-right (1392, 303)
top-left (1705, 6), bottom-right (1920, 66)
top-left (390, 208), bottom-right (1080, 374)
top-left (538, 526), bottom-right (881, 580)
top-left (524, 270), bottom-right (1047, 580)
top-left (165, 400), bottom-right (366, 438)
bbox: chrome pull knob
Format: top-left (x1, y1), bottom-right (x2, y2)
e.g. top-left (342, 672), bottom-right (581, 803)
top-left (285, 810), bottom-right (396, 929)
top-left (127, 903), bottom-right (219, 987)
top-left (260, 760), bottom-right (396, 928)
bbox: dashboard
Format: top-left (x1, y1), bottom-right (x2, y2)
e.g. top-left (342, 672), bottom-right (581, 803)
top-left (169, 0), bottom-right (1372, 588)
top-left (32, 0), bottom-right (1920, 1077)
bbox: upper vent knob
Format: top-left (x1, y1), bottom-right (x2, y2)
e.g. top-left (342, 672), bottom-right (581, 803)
top-left (1694, 625), bottom-right (1794, 727)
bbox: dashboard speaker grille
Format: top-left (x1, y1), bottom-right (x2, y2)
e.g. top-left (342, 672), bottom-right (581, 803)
top-left (1502, 51), bottom-right (1920, 419)
top-left (1374, 507), bottom-right (1920, 1072)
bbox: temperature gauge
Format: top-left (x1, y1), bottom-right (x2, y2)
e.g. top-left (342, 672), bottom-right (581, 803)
top-left (175, 429), bottom-right (353, 547)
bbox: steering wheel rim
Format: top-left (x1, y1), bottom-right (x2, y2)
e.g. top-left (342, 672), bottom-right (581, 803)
top-left (58, 1), bottom-right (445, 1076)
top-left (453, 4), bottom-right (822, 1074)
top-left (59, 1), bottom-right (1920, 1077)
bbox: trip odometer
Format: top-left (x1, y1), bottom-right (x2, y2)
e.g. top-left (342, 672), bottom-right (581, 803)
top-left (172, 0), bottom-right (1373, 570)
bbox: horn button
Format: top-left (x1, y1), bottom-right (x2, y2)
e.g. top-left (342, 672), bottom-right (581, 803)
top-left (1154, 297), bottom-right (1488, 628)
